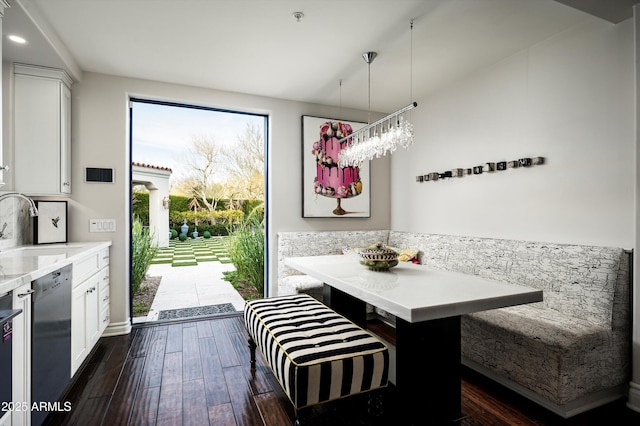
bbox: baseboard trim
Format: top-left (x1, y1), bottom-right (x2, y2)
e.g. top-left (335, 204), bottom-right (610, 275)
top-left (102, 320), bottom-right (132, 336)
top-left (627, 381), bottom-right (640, 413)
top-left (462, 357), bottom-right (627, 418)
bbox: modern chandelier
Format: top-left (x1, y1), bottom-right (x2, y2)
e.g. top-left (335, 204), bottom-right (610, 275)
top-left (338, 21), bottom-right (417, 167)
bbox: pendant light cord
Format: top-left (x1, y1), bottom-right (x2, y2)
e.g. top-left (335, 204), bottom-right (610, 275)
top-left (409, 19), bottom-right (414, 121)
top-left (410, 19), bottom-right (414, 103)
top-left (368, 60), bottom-right (371, 125)
top-left (339, 79), bottom-right (343, 118)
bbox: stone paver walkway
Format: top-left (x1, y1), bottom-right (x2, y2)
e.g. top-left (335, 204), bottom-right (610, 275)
top-left (140, 261), bottom-right (245, 323)
top-left (136, 236), bottom-right (245, 323)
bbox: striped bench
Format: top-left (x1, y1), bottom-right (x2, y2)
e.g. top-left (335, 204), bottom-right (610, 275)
top-left (243, 294), bottom-right (389, 423)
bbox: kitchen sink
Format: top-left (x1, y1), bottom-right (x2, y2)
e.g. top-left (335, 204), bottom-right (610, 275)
top-left (0, 243), bottom-right (86, 258)
top-left (0, 244), bottom-right (87, 281)
top-left (15, 244), bottom-right (87, 256)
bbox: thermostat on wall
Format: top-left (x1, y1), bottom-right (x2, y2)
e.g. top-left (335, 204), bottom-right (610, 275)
top-left (85, 168), bottom-right (114, 183)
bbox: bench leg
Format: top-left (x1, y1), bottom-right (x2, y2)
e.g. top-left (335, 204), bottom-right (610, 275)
top-left (248, 336), bottom-right (257, 369)
top-left (293, 407), bottom-right (310, 426)
top-left (367, 390), bottom-right (384, 418)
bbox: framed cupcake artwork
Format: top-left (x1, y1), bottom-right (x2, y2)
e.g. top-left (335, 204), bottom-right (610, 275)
top-left (302, 115), bottom-right (370, 218)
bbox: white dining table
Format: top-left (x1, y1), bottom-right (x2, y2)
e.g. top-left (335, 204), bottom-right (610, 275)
top-left (284, 254), bottom-right (543, 424)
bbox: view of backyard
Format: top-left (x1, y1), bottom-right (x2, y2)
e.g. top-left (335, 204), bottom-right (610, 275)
top-left (130, 100), bottom-right (266, 321)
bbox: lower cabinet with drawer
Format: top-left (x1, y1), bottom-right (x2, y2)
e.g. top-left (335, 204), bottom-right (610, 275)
top-left (71, 248), bottom-right (110, 376)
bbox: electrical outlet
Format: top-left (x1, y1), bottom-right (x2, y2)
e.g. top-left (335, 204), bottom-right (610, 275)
top-left (90, 219), bottom-right (116, 233)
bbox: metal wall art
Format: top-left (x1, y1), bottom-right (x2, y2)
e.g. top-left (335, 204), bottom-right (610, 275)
top-left (416, 157), bottom-right (545, 183)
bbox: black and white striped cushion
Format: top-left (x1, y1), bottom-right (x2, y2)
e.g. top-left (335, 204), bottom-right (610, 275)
top-left (244, 294), bottom-right (389, 409)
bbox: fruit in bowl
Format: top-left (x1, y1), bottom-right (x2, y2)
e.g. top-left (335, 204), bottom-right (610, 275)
top-left (359, 243), bottom-right (399, 271)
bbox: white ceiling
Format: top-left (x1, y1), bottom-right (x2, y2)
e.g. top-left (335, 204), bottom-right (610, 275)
top-left (0, 0), bottom-right (632, 113)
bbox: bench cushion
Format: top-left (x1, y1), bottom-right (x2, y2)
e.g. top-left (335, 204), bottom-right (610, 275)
top-left (244, 294), bottom-right (389, 409)
top-left (461, 304), bottom-right (629, 405)
top-left (280, 275), bottom-right (324, 299)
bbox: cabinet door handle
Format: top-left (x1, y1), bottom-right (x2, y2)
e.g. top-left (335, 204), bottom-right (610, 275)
top-left (17, 289), bottom-right (34, 298)
top-left (102, 295), bottom-right (109, 302)
top-left (0, 165), bottom-right (9, 171)
top-left (103, 315), bottom-right (110, 323)
top-left (63, 181), bottom-right (70, 186)
top-left (103, 275), bottom-right (109, 281)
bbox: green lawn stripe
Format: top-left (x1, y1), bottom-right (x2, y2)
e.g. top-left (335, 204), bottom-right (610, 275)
top-left (151, 235), bottom-right (233, 266)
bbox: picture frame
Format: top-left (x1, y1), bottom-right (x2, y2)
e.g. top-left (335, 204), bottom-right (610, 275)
top-left (302, 115), bottom-right (370, 218)
top-left (34, 201), bottom-right (68, 244)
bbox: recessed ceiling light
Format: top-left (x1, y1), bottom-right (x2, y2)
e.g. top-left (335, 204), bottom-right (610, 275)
top-left (8, 34), bottom-right (27, 44)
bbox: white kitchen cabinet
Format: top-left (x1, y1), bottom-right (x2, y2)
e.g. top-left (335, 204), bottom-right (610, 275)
top-left (0, 3), bottom-right (9, 188)
top-left (98, 270), bottom-right (110, 333)
top-left (13, 64), bottom-right (72, 196)
top-left (71, 248), bottom-right (110, 376)
top-left (71, 279), bottom-right (91, 375)
top-left (12, 283), bottom-right (32, 426)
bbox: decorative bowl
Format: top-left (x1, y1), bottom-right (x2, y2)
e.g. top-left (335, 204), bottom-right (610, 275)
top-left (359, 243), bottom-right (399, 271)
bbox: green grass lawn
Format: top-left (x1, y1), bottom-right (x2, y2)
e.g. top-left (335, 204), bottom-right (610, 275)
top-left (151, 236), bottom-right (232, 267)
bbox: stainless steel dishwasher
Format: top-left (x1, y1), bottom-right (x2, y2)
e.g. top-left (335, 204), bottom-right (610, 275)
top-left (31, 264), bottom-right (72, 426)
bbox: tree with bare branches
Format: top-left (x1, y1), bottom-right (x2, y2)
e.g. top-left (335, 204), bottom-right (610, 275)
top-left (182, 134), bottom-right (221, 211)
top-left (222, 122), bottom-right (264, 200)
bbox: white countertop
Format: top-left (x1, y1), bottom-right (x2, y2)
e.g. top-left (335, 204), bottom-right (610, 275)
top-left (0, 241), bottom-right (112, 295)
top-left (285, 254), bottom-right (543, 323)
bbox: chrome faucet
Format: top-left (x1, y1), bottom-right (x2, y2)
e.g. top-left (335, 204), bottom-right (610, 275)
top-left (0, 192), bottom-right (39, 217)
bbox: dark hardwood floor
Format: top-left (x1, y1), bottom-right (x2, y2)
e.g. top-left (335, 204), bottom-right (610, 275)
top-left (46, 314), bottom-right (640, 425)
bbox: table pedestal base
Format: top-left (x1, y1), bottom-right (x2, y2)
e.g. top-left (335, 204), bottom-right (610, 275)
top-left (323, 284), bottom-right (462, 425)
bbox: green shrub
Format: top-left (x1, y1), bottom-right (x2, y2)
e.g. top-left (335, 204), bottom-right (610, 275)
top-left (225, 203), bottom-right (264, 295)
top-left (131, 218), bottom-right (158, 296)
top-left (200, 224), bottom-right (230, 236)
top-left (132, 192), bottom-right (150, 225)
top-left (169, 210), bottom-right (244, 229)
top-left (203, 231), bottom-right (211, 238)
top-left (243, 199), bottom-right (264, 218)
top-left (170, 229), bottom-right (178, 239)
top-left (179, 233), bottom-right (187, 241)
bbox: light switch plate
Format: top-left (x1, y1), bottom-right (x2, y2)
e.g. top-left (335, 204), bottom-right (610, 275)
top-left (90, 219), bottom-right (116, 233)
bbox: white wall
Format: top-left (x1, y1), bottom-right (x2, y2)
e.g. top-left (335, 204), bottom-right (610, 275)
top-left (391, 18), bottom-right (634, 250)
top-left (392, 15), bottom-right (638, 408)
top-left (628, 5), bottom-right (640, 414)
top-left (70, 73), bottom-right (390, 332)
